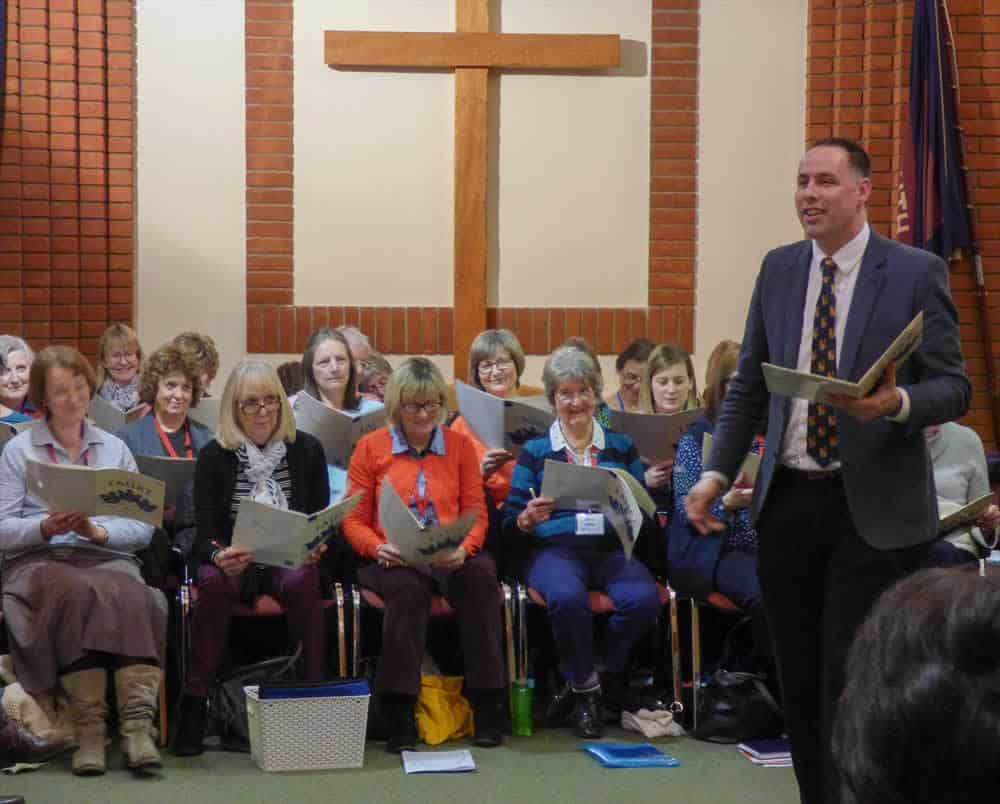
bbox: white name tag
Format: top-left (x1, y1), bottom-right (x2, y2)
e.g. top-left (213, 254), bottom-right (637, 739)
top-left (575, 512), bottom-right (604, 536)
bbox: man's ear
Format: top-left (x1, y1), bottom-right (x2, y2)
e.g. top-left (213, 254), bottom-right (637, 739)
top-left (857, 176), bottom-right (873, 207)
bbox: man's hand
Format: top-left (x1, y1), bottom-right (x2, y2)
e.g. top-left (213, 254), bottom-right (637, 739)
top-left (825, 362), bottom-right (901, 423)
top-left (431, 546), bottom-right (468, 572)
top-left (684, 476), bottom-right (727, 535)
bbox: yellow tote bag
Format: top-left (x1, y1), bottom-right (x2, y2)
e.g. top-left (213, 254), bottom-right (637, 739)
top-left (415, 675), bottom-right (473, 745)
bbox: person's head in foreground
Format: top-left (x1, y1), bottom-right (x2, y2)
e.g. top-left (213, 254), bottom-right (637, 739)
top-left (833, 566), bottom-right (1000, 804)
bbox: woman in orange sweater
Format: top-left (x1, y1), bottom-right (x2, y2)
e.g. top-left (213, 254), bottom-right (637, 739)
top-left (343, 357), bottom-right (505, 753)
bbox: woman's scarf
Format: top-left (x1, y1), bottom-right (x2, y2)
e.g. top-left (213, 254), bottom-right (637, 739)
top-left (98, 375), bottom-right (141, 413)
top-left (237, 439), bottom-right (289, 510)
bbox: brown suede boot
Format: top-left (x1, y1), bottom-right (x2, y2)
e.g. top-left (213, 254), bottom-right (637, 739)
top-left (113, 665), bottom-right (163, 771)
top-left (60, 669), bottom-right (108, 776)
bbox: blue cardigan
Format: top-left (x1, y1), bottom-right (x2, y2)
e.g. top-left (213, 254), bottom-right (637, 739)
top-left (501, 424), bottom-right (646, 551)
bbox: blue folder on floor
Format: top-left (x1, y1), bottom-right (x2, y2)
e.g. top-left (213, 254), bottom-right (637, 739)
top-left (582, 742), bottom-right (680, 768)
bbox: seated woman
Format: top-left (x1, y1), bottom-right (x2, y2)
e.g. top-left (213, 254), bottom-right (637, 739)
top-left (174, 360), bottom-right (330, 756)
top-left (561, 337), bottom-right (611, 428)
top-left (0, 336), bottom-right (36, 420)
top-left (0, 346), bottom-right (167, 775)
top-left (343, 358), bottom-right (504, 752)
top-left (118, 344), bottom-right (213, 566)
top-left (450, 328), bottom-right (530, 509)
top-left (603, 338), bottom-right (655, 414)
top-left (292, 327), bottom-right (384, 503)
top-left (669, 340), bottom-right (760, 609)
top-left (501, 346), bottom-right (660, 739)
top-left (638, 343), bottom-right (700, 516)
top-left (172, 331), bottom-right (220, 398)
top-left (95, 323), bottom-right (148, 415)
top-left (357, 351), bottom-right (391, 403)
top-left (924, 421), bottom-right (1000, 567)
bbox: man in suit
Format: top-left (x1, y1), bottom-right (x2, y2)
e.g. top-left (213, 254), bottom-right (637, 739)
top-left (685, 137), bottom-right (970, 804)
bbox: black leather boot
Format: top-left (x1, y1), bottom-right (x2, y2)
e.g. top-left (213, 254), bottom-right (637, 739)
top-left (600, 670), bottom-right (630, 723)
top-left (173, 694), bottom-right (207, 757)
top-left (544, 681), bottom-right (576, 727)
top-left (468, 688), bottom-right (505, 748)
top-left (0, 708), bottom-right (67, 766)
top-left (381, 694), bottom-right (418, 754)
top-left (571, 688), bottom-right (604, 739)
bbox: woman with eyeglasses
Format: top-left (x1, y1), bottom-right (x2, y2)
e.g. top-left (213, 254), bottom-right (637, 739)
top-left (0, 335), bottom-right (36, 421)
top-left (501, 346), bottom-right (660, 739)
top-left (95, 324), bottom-right (149, 416)
top-left (449, 329), bottom-right (531, 508)
top-left (603, 338), bottom-right (655, 414)
top-left (174, 360), bottom-right (330, 757)
top-left (343, 358), bottom-right (504, 753)
top-left (291, 328), bottom-right (384, 503)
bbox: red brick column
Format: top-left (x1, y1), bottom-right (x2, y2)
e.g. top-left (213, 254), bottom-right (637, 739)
top-left (0, 0), bottom-right (136, 359)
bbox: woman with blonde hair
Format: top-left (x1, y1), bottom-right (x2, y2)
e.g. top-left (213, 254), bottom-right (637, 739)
top-left (95, 323), bottom-right (147, 415)
top-left (343, 357), bottom-right (504, 752)
top-left (174, 359), bottom-right (330, 756)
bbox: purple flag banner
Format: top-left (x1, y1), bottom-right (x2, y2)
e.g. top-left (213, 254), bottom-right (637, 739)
top-left (897, 0), bottom-right (972, 260)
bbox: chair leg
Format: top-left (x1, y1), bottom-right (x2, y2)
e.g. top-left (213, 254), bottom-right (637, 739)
top-left (334, 583), bottom-right (347, 678)
top-left (351, 586), bottom-right (360, 678)
top-left (158, 681), bottom-right (168, 748)
top-left (502, 584), bottom-right (516, 684)
top-left (690, 598), bottom-right (702, 731)
top-left (668, 587), bottom-right (683, 712)
top-left (516, 584), bottom-right (529, 681)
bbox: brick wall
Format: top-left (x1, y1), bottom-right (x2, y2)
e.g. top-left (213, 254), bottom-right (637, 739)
top-left (807, 0), bottom-right (1000, 447)
top-left (0, 0), bottom-right (136, 360)
top-left (245, 0), bottom-right (699, 370)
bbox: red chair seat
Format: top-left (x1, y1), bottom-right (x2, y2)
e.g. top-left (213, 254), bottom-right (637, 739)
top-left (525, 587), bottom-right (616, 614)
top-left (706, 592), bottom-right (740, 613)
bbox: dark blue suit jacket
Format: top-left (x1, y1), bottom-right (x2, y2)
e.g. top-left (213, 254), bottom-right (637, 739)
top-left (706, 231), bottom-right (970, 550)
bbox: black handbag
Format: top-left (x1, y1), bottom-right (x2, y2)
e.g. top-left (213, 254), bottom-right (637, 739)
top-left (691, 616), bottom-right (784, 743)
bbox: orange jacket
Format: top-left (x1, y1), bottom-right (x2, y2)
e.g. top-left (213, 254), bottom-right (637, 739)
top-left (342, 426), bottom-right (487, 560)
top-left (448, 414), bottom-right (513, 507)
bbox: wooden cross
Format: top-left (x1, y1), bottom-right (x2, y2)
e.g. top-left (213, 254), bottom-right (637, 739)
top-left (325, 0), bottom-right (620, 377)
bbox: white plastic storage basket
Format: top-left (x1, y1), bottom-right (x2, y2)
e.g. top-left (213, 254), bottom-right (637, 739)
top-left (244, 685), bottom-right (370, 772)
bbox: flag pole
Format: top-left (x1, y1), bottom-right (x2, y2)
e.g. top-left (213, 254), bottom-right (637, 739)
top-left (940, 0), bottom-right (1000, 447)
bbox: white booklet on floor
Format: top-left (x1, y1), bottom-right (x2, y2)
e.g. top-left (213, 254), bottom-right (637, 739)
top-left (293, 391), bottom-right (386, 464)
top-left (762, 312), bottom-right (923, 403)
top-left (187, 397), bottom-right (221, 433)
top-left (938, 492), bottom-right (993, 534)
top-left (401, 749), bottom-right (476, 774)
top-left (134, 455), bottom-right (196, 507)
top-left (378, 478), bottom-right (477, 565)
top-left (25, 458), bottom-right (165, 527)
top-left (539, 459), bottom-right (656, 559)
top-left (701, 432), bottom-right (760, 485)
top-left (231, 494), bottom-right (362, 569)
top-left (607, 407), bottom-right (703, 463)
top-left (454, 380), bottom-right (554, 456)
top-left (88, 393), bottom-right (146, 432)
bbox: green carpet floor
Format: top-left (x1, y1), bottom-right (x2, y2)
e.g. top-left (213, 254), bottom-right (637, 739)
top-left (6, 729), bottom-right (800, 804)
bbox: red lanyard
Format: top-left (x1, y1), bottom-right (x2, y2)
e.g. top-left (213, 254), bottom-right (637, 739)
top-left (45, 444), bottom-right (89, 466)
top-left (154, 416), bottom-right (192, 459)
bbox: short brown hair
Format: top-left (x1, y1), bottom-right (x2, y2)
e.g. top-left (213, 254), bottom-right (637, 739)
top-left (29, 345), bottom-right (97, 411)
top-left (173, 331), bottom-right (220, 384)
top-left (96, 323), bottom-right (142, 386)
top-left (467, 329), bottom-right (525, 390)
top-left (138, 343), bottom-right (203, 407)
top-left (702, 340), bottom-right (741, 422)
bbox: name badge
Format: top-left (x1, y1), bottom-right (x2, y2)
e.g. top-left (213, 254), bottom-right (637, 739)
top-left (576, 512), bottom-right (604, 536)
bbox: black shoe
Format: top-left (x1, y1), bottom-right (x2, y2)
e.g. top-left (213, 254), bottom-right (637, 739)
top-left (0, 710), bottom-right (68, 765)
top-left (600, 670), bottom-right (630, 723)
top-left (571, 690), bottom-right (604, 739)
top-left (469, 688), bottom-right (505, 748)
top-left (544, 681), bottom-right (576, 727)
top-left (381, 694), bottom-right (418, 754)
top-left (173, 694), bottom-right (207, 757)
top-left (0, 797), bottom-right (25, 804)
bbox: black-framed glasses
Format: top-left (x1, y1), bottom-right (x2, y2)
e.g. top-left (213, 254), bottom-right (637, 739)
top-left (401, 400), bottom-right (441, 415)
top-left (239, 396), bottom-right (281, 414)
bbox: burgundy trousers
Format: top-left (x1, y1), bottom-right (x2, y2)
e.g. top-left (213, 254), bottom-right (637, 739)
top-left (185, 563), bottom-right (327, 697)
top-left (358, 552), bottom-right (504, 696)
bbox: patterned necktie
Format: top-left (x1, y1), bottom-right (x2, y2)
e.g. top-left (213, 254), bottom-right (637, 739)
top-left (807, 257), bottom-right (839, 467)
